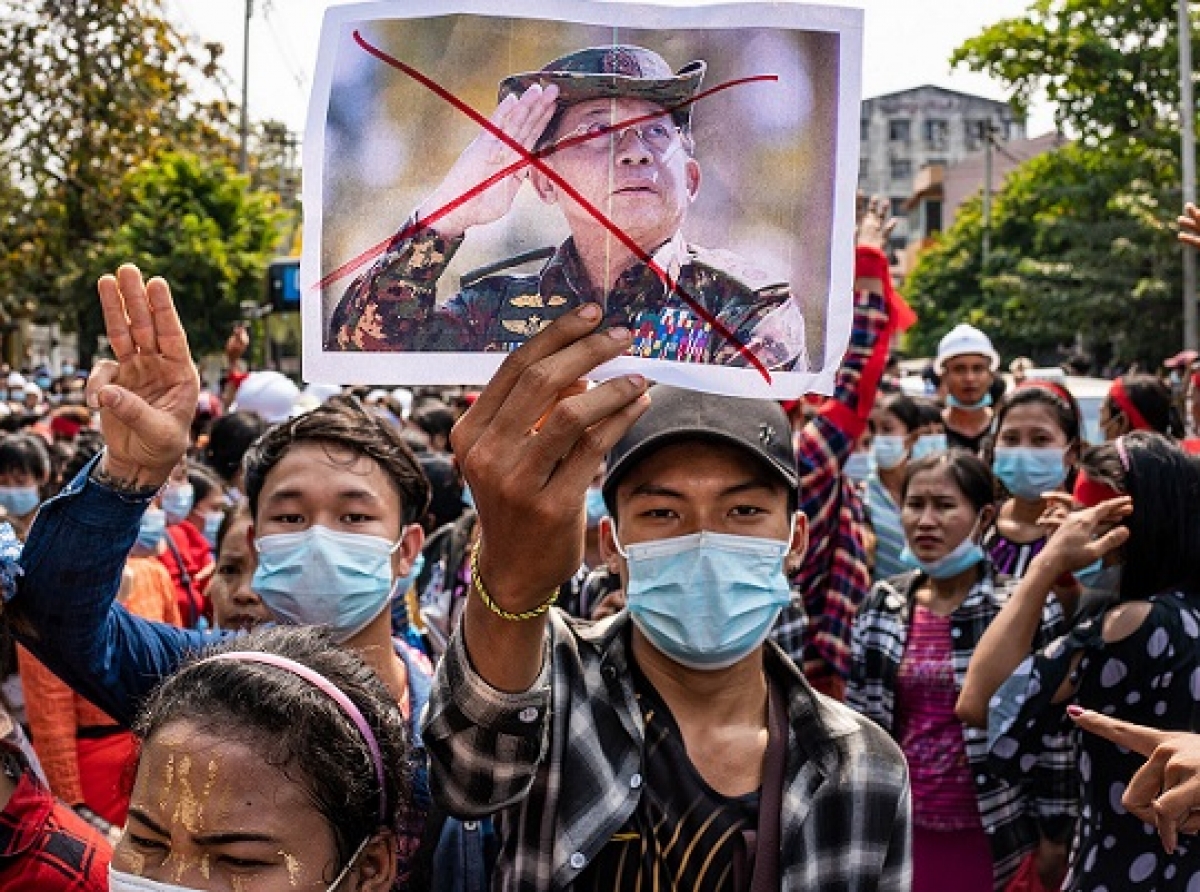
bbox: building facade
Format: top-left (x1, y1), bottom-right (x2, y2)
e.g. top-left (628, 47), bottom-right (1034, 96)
top-left (859, 85), bottom-right (1026, 256)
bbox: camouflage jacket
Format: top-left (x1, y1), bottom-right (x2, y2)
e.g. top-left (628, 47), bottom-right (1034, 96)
top-left (327, 224), bottom-right (808, 369)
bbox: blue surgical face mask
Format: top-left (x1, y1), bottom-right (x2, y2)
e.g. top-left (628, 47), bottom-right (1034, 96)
top-left (161, 483), bottom-right (194, 526)
top-left (202, 511), bottom-right (224, 549)
top-left (992, 446), bottom-right (1068, 500)
top-left (871, 435), bottom-right (908, 471)
top-left (0, 485), bottom-right (40, 518)
top-left (617, 528), bottom-right (793, 671)
top-left (899, 521), bottom-right (985, 580)
top-left (137, 507), bottom-right (167, 552)
top-left (844, 451), bottom-right (872, 483)
top-left (947, 392), bottom-right (994, 411)
top-left (585, 486), bottom-right (609, 528)
top-left (252, 525), bottom-right (399, 642)
top-left (910, 433), bottom-right (948, 461)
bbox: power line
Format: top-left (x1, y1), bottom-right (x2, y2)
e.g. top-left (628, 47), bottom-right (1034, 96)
top-left (260, 0), bottom-right (309, 94)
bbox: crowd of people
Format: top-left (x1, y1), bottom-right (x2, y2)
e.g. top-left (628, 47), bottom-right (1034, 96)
top-left (0, 45), bottom-right (1200, 892)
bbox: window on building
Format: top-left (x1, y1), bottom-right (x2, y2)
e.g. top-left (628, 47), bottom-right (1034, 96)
top-left (965, 119), bottom-right (988, 151)
top-left (924, 118), bottom-right (949, 150)
top-left (888, 119), bottom-right (910, 143)
top-left (890, 159), bottom-right (912, 182)
top-left (861, 118), bottom-right (870, 141)
top-left (925, 200), bottom-right (943, 234)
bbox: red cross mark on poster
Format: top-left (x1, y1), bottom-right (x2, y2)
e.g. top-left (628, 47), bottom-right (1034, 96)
top-left (319, 30), bottom-right (780, 379)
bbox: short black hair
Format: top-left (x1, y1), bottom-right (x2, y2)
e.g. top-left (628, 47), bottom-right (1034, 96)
top-left (876, 392), bottom-right (921, 433)
top-left (243, 396), bottom-right (430, 528)
top-left (186, 464), bottom-right (224, 507)
top-left (132, 625), bottom-right (413, 868)
top-left (410, 401), bottom-right (457, 445)
top-left (204, 412), bottom-right (268, 484)
top-left (912, 397), bottom-right (944, 430)
top-left (902, 447), bottom-right (995, 513)
top-left (0, 433), bottom-right (50, 483)
top-left (993, 383), bottom-right (1083, 447)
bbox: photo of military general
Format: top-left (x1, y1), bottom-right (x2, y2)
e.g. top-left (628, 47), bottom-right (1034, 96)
top-left (304, 1), bottom-right (863, 398)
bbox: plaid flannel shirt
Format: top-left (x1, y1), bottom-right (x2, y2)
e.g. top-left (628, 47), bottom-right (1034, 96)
top-left (791, 287), bottom-right (888, 684)
top-left (423, 609), bottom-right (911, 892)
top-left (846, 563), bottom-right (1078, 890)
top-left (0, 741), bottom-right (109, 891)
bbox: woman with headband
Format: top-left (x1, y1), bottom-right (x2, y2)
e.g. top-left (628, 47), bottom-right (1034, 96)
top-left (1099, 374), bottom-right (1185, 441)
top-left (959, 432), bottom-right (1200, 891)
top-left (108, 625), bottom-right (410, 892)
top-left (983, 381), bottom-right (1086, 606)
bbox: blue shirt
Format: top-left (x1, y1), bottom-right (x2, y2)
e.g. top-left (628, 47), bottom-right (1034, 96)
top-left (863, 472), bottom-right (908, 582)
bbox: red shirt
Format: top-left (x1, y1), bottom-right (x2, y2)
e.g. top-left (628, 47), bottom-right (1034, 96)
top-left (0, 743), bottom-right (110, 891)
top-left (158, 522), bottom-right (214, 628)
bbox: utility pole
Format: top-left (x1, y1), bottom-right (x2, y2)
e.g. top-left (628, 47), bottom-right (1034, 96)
top-left (1180, 0), bottom-right (1197, 352)
top-left (238, 0), bottom-right (254, 174)
top-left (982, 120), bottom-right (994, 269)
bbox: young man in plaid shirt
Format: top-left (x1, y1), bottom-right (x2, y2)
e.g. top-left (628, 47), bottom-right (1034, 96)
top-left (424, 305), bottom-right (912, 890)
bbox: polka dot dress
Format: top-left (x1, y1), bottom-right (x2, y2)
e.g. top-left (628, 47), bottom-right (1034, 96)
top-left (990, 592), bottom-right (1200, 890)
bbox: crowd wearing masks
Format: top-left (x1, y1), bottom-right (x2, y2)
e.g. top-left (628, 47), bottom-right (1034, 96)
top-left (3, 43), bottom-right (1200, 892)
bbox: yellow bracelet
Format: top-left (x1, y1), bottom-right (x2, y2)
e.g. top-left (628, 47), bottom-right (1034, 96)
top-left (469, 541), bottom-right (559, 622)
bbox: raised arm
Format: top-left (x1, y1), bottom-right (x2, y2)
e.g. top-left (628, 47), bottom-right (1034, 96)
top-left (10, 264), bottom-right (209, 724)
top-left (327, 85), bottom-right (560, 351)
top-left (957, 498), bottom-right (1131, 727)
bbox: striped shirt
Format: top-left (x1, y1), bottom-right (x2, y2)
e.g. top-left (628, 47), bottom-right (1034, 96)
top-left (863, 472), bottom-right (908, 581)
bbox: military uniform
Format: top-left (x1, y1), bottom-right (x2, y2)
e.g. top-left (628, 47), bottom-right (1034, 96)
top-left (327, 223), bottom-right (810, 370)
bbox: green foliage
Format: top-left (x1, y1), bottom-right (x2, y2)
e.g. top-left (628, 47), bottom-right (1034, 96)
top-left (952, 0), bottom-right (1195, 145)
top-left (910, 0), bottom-right (1199, 364)
top-left (80, 152), bottom-right (287, 357)
top-left (905, 141), bottom-right (1183, 364)
top-left (0, 0), bottom-right (241, 354)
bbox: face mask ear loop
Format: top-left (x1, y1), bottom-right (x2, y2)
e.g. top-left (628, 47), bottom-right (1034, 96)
top-left (611, 527), bottom-right (629, 560)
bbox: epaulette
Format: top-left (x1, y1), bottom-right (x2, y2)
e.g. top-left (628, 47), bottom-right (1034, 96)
top-left (460, 247), bottom-right (557, 288)
top-left (688, 246), bottom-right (789, 293)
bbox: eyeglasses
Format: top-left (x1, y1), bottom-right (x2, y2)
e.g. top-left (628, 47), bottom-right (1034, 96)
top-left (554, 120), bottom-right (682, 155)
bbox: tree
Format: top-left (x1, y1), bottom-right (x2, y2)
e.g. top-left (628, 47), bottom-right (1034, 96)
top-left (0, 0), bottom-right (239, 352)
top-left (905, 141), bottom-right (1182, 366)
top-left (952, 0), bottom-right (1197, 146)
top-left (80, 152), bottom-right (288, 359)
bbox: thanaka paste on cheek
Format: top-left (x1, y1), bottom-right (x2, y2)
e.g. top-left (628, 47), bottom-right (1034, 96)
top-left (283, 851), bottom-right (303, 886)
top-left (118, 848), bottom-right (146, 876)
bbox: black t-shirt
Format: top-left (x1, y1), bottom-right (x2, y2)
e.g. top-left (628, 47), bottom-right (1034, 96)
top-left (574, 662), bottom-right (760, 892)
top-left (945, 423), bottom-right (991, 455)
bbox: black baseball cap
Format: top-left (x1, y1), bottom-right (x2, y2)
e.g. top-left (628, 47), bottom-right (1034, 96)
top-left (602, 385), bottom-right (798, 509)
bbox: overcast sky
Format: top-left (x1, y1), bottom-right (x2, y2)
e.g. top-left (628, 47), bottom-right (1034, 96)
top-left (168, 0), bottom-right (1054, 145)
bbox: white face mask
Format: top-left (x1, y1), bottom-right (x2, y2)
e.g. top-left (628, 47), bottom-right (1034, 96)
top-left (109, 836), bottom-right (368, 892)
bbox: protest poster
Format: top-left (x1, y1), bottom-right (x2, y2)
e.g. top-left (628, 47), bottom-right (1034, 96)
top-left (303, 0), bottom-right (863, 398)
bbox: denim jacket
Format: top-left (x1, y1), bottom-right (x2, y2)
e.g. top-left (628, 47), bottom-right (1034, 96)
top-left (8, 455), bottom-right (490, 892)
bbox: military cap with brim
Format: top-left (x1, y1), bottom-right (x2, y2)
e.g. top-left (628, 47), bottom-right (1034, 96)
top-left (602, 384), bottom-right (798, 510)
top-left (499, 45), bottom-right (706, 130)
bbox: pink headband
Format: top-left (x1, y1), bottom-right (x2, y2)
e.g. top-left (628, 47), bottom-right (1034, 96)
top-left (194, 651), bottom-right (387, 824)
